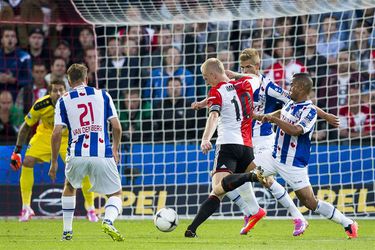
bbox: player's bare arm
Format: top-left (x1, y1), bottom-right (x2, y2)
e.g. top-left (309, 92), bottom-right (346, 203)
top-left (314, 106), bottom-right (340, 128)
top-left (48, 125), bottom-right (64, 181)
top-left (191, 98), bottom-right (208, 110)
top-left (15, 122), bottom-right (32, 146)
top-left (110, 117), bottom-right (122, 164)
top-left (10, 122), bottom-right (32, 170)
top-left (201, 111), bottom-right (219, 154)
top-left (263, 114), bottom-right (303, 136)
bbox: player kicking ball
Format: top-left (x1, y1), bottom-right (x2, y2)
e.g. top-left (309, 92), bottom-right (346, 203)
top-left (257, 73), bottom-right (358, 239)
top-left (10, 80), bottom-right (99, 223)
top-left (48, 64), bottom-right (124, 241)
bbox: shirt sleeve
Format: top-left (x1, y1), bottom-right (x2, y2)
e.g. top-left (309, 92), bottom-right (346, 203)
top-left (266, 81), bottom-right (290, 105)
top-left (24, 102), bottom-right (41, 127)
top-left (296, 105), bottom-right (317, 134)
top-left (207, 88), bottom-right (222, 114)
top-left (104, 90), bottom-right (118, 120)
top-left (54, 98), bottom-right (67, 126)
top-left (240, 74), bottom-right (260, 92)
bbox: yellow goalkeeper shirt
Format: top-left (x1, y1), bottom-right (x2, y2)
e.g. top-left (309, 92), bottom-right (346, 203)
top-left (25, 95), bottom-right (68, 136)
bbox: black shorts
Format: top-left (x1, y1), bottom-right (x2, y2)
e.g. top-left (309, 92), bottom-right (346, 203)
top-left (213, 144), bottom-right (254, 174)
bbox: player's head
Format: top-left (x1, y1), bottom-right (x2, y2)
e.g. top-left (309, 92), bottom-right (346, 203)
top-left (49, 79), bottom-right (66, 104)
top-left (200, 58), bottom-right (226, 86)
top-left (239, 48), bottom-right (260, 75)
top-left (67, 63), bottom-right (88, 87)
top-left (290, 73), bottom-right (313, 101)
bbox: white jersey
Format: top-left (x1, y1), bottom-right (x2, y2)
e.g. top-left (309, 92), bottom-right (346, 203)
top-left (207, 75), bottom-right (260, 147)
top-left (55, 85), bottom-right (118, 158)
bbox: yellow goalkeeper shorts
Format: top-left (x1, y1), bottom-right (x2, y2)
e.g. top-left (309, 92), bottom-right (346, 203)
top-left (25, 131), bottom-right (68, 163)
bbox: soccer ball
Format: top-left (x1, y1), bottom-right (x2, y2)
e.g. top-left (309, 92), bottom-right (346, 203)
top-left (154, 208), bottom-right (179, 232)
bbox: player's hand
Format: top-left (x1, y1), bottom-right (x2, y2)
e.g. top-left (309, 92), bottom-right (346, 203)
top-left (262, 114), bottom-right (273, 123)
top-left (225, 70), bottom-right (237, 79)
top-left (48, 161), bottom-right (58, 182)
top-left (325, 113), bottom-right (340, 128)
top-left (10, 146), bottom-right (22, 171)
top-left (200, 139), bottom-right (212, 154)
top-left (253, 114), bottom-right (264, 121)
top-left (191, 101), bottom-right (205, 110)
top-left (112, 147), bottom-right (120, 164)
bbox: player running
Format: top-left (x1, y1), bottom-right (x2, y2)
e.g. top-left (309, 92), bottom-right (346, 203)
top-left (48, 64), bottom-right (124, 241)
top-left (192, 48), bottom-right (339, 236)
top-left (185, 58), bottom-right (261, 238)
top-left (258, 73), bottom-right (358, 239)
top-left (10, 79), bottom-right (98, 223)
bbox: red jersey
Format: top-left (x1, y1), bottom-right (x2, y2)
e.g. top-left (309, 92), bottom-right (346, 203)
top-left (339, 105), bottom-right (374, 133)
top-left (207, 75), bottom-right (260, 147)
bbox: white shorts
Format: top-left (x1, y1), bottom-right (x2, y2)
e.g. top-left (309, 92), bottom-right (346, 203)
top-left (253, 135), bottom-right (310, 191)
top-left (65, 156), bottom-right (122, 195)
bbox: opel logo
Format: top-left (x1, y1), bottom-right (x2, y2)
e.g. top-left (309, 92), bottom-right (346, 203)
top-left (33, 188), bottom-right (63, 216)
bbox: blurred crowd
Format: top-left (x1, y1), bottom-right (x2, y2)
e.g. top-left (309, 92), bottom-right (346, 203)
top-left (0, 0), bottom-right (374, 145)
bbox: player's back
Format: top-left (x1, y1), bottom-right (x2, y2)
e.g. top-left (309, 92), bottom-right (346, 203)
top-left (209, 76), bottom-right (259, 147)
top-left (57, 86), bottom-right (117, 158)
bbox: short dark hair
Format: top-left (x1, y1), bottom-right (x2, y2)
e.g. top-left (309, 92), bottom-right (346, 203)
top-left (1, 27), bottom-right (16, 39)
top-left (67, 64), bottom-right (88, 84)
top-left (292, 73), bottom-right (313, 94)
top-left (32, 61), bottom-right (47, 69)
top-left (48, 79), bottom-right (66, 92)
top-left (51, 57), bottom-right (66, 66)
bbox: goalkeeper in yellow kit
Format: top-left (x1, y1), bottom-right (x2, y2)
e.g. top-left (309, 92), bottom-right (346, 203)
top-left (10, 80), bottom-right (99, 222)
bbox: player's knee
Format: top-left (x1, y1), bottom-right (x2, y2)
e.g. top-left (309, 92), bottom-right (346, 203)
top-left (63, 181), bottom-right (76, 195)
top-left (264, 177), bottom-right (274, 188)
top-left (302, 197), bottom-right (318, 210)
top-left (22, 156), bottom-right (35, 168)
top-left (213, 182), bottom-right (225, 197)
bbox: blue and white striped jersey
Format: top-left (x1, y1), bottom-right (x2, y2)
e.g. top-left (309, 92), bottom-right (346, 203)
top-left (252, 74), bottom-right (290, 137)
top-left (54, 85), bottom-right (118, 158)
top-left (272, 100), bottom-right (317, 168)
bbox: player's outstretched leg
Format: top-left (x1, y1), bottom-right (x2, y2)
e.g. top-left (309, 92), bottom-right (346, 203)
top-left (81, 175), bottom-right (99, 222)
top-left (296, 187), bottom-right (358, 239)
top-left (101, 194), bottom-right (124, 241)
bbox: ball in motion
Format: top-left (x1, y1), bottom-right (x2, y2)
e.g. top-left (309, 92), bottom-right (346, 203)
top-left (154, 208), bottom-right (179, 232)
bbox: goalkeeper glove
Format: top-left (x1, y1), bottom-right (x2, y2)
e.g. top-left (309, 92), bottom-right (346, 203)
top-left (10, 145), bottom-right (22, 171)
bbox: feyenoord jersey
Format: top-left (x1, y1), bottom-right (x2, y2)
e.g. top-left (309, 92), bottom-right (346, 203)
top-left (252, 74), bottom-right (290, 137)
top-left (272, 100), bottom-right (317, 168)
top-left (207, 75), bottom-right (260, 147)
top-left (55, 85), bottom-right (118, 158)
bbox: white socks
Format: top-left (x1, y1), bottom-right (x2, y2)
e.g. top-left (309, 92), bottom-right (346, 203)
top-left (269, 181), bottom-right (304, 220)
top-left (236, 182), bottom-right (260, 215)
top-left (62, 196), bottom-right (76, 232)
top-left (104, 196), bottom-right (122, 223)
top-left (226, 189), bottom-right (252, 216)
top-left (315, 200), bottom-right (353, 227)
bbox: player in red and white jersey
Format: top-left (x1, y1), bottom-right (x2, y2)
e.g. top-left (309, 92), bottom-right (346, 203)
top-left (185, 58), bottom-right (260, 238)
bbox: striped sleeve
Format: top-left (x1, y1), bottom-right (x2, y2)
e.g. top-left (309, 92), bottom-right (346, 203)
top-left (296, 106), bottom-right (317, 134)
top-left (103, 90), bottom-right (118, 120)
top-left (207, 88), bottom-right (222, 114)
top-left (266, 81), bottom-right (290, 104)
top-left (54, 98), bottom-right (68, 126)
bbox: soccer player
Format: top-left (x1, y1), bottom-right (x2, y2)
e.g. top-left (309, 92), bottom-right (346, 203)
top-left (10, 80), bottom-right (98, 223)
top-left (185, 58), bottom-right (261, 238)
top-left (258, 73), bottom-right (358, 239)
top-left (48, 64), bottom-right (124, 241)
top-left (192, 48), bottom-right (339, 236)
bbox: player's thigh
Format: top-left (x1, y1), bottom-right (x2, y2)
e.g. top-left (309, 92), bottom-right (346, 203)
top-left (276, 162), bottom-right (311, 191)
top-left (212, 144), bottom-right (237, 174)
top-left (236, 146), bottom-right (254, 173)
top-left (25, 132), bottom-right (52, 163)
top-left (90, 157), bottom-right (122, 195)
top-left (65, 157), bottom-right (89, 189)
top-left (253, 149), bottom-right (277, 177)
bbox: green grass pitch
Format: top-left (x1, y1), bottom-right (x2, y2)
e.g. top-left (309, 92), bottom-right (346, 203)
top-left (0, 219), bottom-right (374, 250)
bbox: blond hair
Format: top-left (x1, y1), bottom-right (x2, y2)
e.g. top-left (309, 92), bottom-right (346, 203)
top-left (239, 48), bottom-right (260, 66)
top-left (200, 58), bottom-right (225, 74)
top-left (67, 63), bottom-right (88, 84)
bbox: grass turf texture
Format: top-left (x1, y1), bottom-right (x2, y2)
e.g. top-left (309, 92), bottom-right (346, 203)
top-left (0, 219), bottom-right (374, 250)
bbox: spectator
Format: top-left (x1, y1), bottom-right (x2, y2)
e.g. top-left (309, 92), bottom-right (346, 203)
top-left (154, 78), bottom-right (196, 142)
top-left (339, 87), bottom-right (374, 143)
top-left (125, 25), bottom-right (153, 56)
top-left (74, 27), bottom-right (95, 62)
top-left (53, 40), bottom-right (72, 68)
top-left (83, 47), bottom-right (100, 88)
top-left (317, 15), bottom-right (347, 65)
top-left (0, 1), bottom-right (14, 22)
top-left (0, 90), bottom-right (23, 142)
top-left (16, 62), bottom-right (48, 114)
top-left (0, 28), bottom-right (32, 100)
top-left (248, 31), bottom-right (275, 70)
top-left (144, 47), bottom-right (195, 102)
top-left (44, 57), bottom-right (69, 90)
top-left (303, 26), bottom-right (328, 92)
top-left (27, 27), bottom-right (50, 65)
top-left (217, 50), bottom-right (236, 71)
top-left (350, 22), bottom-right (373, 74)
top-left (119, 88), bottom-right (152, 142)
top-left (159, 0), bottom-right (183, 20)
top-left (98, 37), bottom-right (140, 100)
top-left (208, 0), bottom-right (233, 51)
top-left (264, 38), bottom-right (306, 89)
